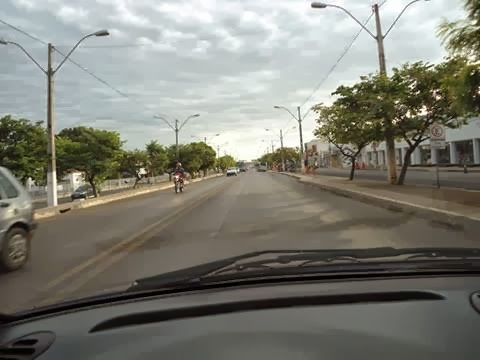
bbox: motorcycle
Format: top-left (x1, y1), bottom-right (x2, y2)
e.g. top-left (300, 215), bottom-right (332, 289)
top-left (173, 173), bottom-right (184, 193)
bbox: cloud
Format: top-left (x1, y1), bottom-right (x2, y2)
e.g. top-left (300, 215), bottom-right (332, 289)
top-left (0, 0), bottom-right (467, 160)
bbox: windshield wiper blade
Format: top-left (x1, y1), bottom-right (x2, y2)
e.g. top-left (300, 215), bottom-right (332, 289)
top-left (129, 247), bottom-right (480, 291)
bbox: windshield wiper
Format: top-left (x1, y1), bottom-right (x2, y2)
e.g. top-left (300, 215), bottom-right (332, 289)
top-left (129, 247), bottom-right (480, 291)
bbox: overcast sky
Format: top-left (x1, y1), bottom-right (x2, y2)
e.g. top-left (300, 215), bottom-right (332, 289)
top-left (0, 0), bottom-right (466, 160)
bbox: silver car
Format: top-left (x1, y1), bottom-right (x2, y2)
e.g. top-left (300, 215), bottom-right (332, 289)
top-left (0, 167), bottom-right (37, 272)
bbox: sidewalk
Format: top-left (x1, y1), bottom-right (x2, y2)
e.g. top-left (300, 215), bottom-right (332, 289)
top-left (364, 166), bottom-right (480, 173)
top-left (281, 172), bottom-right (480, 228)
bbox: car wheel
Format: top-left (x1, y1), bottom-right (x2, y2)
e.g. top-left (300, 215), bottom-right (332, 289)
top-left (0, 227), bottom-right (30, 272)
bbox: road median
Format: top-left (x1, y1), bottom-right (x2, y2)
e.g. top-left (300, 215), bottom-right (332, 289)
top-left (34, 173), bottom-right (224, 220)
top-left (278, 172), bottom-right (480, 230)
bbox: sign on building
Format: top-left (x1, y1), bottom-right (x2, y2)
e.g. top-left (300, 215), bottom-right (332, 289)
top-left (429, 123), bottom-right (446, 149)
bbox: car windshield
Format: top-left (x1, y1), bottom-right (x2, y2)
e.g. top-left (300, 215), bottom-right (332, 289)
top-left (1, 0), bottom-right (480, 314)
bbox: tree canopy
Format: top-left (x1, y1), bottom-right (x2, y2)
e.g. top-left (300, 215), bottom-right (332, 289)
top-left (217, 155), bottom-right (236, 170)
top-left (437, 0), bottom-right (480, 60)
top-left (56, 127), bottom-right (123, 196)
top-left (0, 115), bottom-right (47, 183)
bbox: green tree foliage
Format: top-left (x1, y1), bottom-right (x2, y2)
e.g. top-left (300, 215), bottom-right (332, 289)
top-left (217, 155), bottom-right (236, 171)
top-left (313, 81), bottom-right (383, 180)
top-left (437, 0), bottom-right (480, 60)
top-left (145, 140), bottom-right (168, 176)
top-left (195, 142), bottom-right (217, 176)
top-left (57, 127), bottom-right (123, 196)
top-left (390, 59), bottom-right (470, 184)
top-left (0, 115), bottom-right (48, 183)
top-left (257, 153), bottom-right (274, 167)
top-left (257, 147), bottom-right (300, 169)
top-left (166, 142), bottom-right (217, 177)
top-left (119, 149), bottom-right (148, 188)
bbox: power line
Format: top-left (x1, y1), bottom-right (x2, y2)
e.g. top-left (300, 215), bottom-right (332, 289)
top-left (53, 47), bottom-right (130, 99)
top-left (379, 0), bottom-right (389, 8)
top-left (0, 18), bottom-right (47, 45)
top-left (0, 18), bottom-right (130, 100)
top-left (296, 10), bottom-right (374, 123)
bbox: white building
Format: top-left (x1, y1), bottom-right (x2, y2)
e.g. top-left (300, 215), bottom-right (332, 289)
top-left (306, 117), bottom-right (480, 168)
top-left (362, 117), bottom-right (480, 167)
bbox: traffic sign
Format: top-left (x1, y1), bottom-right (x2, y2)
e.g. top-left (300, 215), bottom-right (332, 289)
top-left (429, 123), bottom-right (445, 140)
top-left (430, 140), bottom-right (446, 149)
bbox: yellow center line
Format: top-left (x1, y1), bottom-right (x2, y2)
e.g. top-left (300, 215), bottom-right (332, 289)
top-left (38, 179), bottom-right (230, 306)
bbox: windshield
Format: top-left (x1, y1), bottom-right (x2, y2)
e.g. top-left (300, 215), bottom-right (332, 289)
top-left (1, 0), bottom-right (479, 314)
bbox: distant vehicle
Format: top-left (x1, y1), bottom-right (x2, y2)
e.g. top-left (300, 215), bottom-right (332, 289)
top-left (0, 166), bottom-right (37, 272)
top-left (226, 168), bottom-right (238, 177)
top-left (239, 167), bottom-right (247, 172)
top-left (71, 185), bottom-right (95, 201)
top-left (257, 163), bottom-right (268, 172)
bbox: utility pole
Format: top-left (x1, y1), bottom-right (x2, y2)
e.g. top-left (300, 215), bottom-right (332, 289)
top-left (279, 129), bottom-right (285, 172)
top-left (311, 1), bottom-right (426, 183)
top-left (271, 141), bottom-right (275, 153)
top-left (297, 106), bottom-right (305, 173)
top-left (46, 43), bottom-right (57, 207)
top-left (1, 30), bottom-right (110, 207)
top-left (373, 3), bottom-right (397, 184)
top-left (175, 119), bottom-right (179, 160)
top-left (155, 114), bottom-right (199, 161)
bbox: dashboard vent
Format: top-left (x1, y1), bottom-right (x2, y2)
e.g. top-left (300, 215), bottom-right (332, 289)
top-left (0, 332), bottom-right (55, 360)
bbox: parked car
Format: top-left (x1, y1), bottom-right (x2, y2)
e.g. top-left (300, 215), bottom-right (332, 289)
top-left (71, 185), bottom-right (95, 201)
top-left (0, 166), bottom-right (37, 272)
top-left (226, 168), bottom-right (238, 177)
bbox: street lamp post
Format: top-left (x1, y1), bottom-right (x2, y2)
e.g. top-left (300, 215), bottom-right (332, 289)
top-left (266, 126), bottom-right (296, 172)
top-left (274, 105), bottom-right (305, 173)
top-left (311, 0), bottom-right (428, 184)
top-left (154, 113), bottom-right (200, 160)
top-left (1, 30), bottom-right (110, 207)
top-left (192, 133), bottom-right (220, 144)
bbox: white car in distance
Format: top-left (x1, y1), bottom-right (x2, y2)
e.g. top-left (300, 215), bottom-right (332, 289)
top-left (226, 168), bottom-right (238, 177)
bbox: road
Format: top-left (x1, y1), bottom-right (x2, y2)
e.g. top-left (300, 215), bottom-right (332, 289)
top-left (315, 168), bottom-right (480, 189)
top-left (1, 171), bottom-right (478, 313)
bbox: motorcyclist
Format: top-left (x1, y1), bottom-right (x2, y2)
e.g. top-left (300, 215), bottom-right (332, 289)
top-left (173, 162), bottom-right (185, 183)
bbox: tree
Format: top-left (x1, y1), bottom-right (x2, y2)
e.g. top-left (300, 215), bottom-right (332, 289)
top-left (145, 140), bottom-right (168, 176)
top-left (437, 0), bottom-right (480, 60)
top-left (119, 149), bottom-right (148, 188)
top-left (390, 59), bottom-right (469, 184)
top-left (313, 80), bottom-right (384, 180)
top-left (166, 142), bottom-right (217, 178)
top-left (257, 152), bottom-right (275, 167)
top-left (258, 148), bottom-right (299, 169)
top-left (276, 147), bottom-right (300, 165)
top-left (0, 115), bottom-right (48, 184)
top-left (57, 127), bottom-right (123, 196)
top-left (217, 155), bottom-right (236, 171)
top-left (194, 142), bottom-right (216, 176)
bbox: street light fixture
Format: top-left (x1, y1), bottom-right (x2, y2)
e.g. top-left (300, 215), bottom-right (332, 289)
top-left (154, 113), bottom-right (201, 159)
top-left (1, 30), bottom-right (110, 207)
top-left (273, 105), bottom-right (305, 172)
top-left (311, 0), bottom-right (428, 184)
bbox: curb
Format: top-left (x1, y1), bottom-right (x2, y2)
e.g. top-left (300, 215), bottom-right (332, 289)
top-left (278, 172), bottom-right (480, 229)
top-left (34, 174), bottom-right (224, 220)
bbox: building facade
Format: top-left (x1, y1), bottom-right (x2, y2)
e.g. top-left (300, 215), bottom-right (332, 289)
top-left (306, 117), bottom-right (480, 169)
top-left (362, 117), bottom-right (480, 167)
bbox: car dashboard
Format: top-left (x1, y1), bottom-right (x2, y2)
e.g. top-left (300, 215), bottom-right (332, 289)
top-left (1, 275), bottom-right (480, 360)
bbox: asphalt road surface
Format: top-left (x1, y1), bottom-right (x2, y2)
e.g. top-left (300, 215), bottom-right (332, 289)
top-left (1, 171), bottom-right (479, 313)
top-left (315, 168), bottom-right (480, 189)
